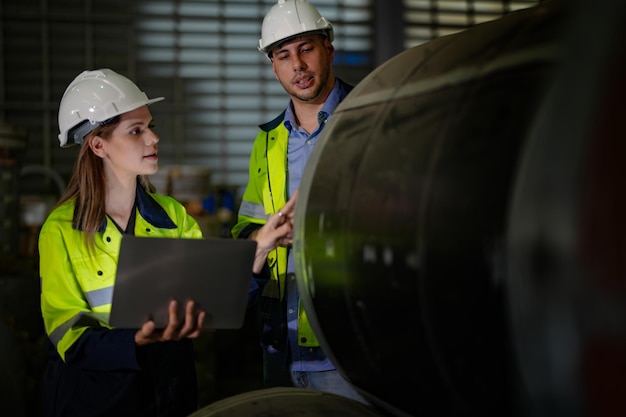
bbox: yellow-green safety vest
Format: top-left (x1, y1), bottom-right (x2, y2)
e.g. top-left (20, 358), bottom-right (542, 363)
top-left (39, 187), bottom-right (202, 361)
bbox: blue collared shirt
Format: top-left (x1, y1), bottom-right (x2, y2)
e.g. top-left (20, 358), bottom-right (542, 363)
top-left (282, 78), bottom-right (352, 372)
top-left (284, 82), bottom-right (344, 200)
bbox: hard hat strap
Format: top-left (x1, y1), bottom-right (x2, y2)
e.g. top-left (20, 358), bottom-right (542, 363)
top-left (66, 116), bottom-right (118, 146)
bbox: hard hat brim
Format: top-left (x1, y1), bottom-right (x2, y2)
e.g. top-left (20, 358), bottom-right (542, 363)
top-left (260, 29), bottom-right (331, 55)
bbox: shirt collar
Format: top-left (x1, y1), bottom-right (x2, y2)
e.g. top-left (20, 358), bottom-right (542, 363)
top-left (284, 78), bottom-right (341, 132)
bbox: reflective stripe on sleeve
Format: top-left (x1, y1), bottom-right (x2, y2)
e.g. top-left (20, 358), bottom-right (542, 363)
top-left (239, 200), bottom-right (268, 219)
top-left (85, 286), bottom-right (113, 308)
top-left (48, 312), bottom-right (104, 348)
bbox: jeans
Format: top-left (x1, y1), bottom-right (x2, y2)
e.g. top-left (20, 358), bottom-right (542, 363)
top-left (262, 350), bottom-right (370, 405)
top-left (291, 370), bottom-right (370, 405)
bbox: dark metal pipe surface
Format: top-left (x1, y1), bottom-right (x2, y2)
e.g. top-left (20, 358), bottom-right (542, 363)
top-left (293, 1), bottom-right (626, 416)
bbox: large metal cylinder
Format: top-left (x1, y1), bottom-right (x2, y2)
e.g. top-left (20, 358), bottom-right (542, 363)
top-left (293, 1), bottom-right (626, 417)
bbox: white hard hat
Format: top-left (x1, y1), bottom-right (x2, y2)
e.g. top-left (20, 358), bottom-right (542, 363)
top-left (57, 68), bottom-right (164, 147)
top-left (258, 0), bottom-right (334, 55)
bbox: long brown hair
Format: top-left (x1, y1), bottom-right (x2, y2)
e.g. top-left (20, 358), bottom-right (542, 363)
top-left (57, 117), bottom-right (155, 250)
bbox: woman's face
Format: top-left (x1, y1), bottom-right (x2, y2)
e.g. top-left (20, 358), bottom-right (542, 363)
top-left (94, 105), bottom-right (160, 181)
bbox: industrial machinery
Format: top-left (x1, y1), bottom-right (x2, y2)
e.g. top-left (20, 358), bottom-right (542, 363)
top-left (293, 0), bottom-right (626, 416)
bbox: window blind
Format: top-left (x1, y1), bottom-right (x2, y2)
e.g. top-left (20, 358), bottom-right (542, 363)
top-left (403, 0), bottom-right (540, 48)
top-left (0, 0), bottom-right (373, 198)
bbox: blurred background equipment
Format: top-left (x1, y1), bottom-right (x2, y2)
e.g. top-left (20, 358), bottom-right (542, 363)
top-left (0, 123), bottom-right (27, 263)
top-left (0, 319), bottom-right (27, 416)
top-left (0, 123), bottom-right (48, 417)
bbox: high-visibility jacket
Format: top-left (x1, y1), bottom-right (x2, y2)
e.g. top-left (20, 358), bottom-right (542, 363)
top-left (231, 111), bottom-right (313, 347)
top-left (233, 78), bottom-right (353, 359)
top-left (39, 184), bottom-right (202, 417)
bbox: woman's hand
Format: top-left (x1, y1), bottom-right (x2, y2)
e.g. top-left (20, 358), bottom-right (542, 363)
top-left (250, 190), bottom-right (298, 274)
top-left (134, 299), bottom-right (206, 346)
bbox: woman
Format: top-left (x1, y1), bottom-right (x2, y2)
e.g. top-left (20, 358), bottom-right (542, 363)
top-left (40, 68), bottom-right (295, 417)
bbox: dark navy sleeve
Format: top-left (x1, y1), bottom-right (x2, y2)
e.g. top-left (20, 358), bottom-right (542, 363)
top-left (248, 262), bottom-right (270, 307)
top-left (64, 327), bottom-right (144, 371)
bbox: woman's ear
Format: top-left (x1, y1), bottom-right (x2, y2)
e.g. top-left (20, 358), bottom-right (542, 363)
top-left (88, 135), bottom-right (106, 159)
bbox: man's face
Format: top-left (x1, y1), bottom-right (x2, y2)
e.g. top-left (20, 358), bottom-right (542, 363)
top-left (270, 34), bottom-right (335, 105)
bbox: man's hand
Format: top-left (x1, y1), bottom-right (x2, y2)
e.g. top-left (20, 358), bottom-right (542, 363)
top-left (251, 190), bottom-right (298, 273)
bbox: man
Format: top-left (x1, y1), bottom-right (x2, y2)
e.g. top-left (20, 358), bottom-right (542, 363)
top-left (232, 0), bottom-right (367, 404)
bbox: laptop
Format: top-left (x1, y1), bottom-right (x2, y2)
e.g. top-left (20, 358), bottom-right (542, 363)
top-left (109, 235), bottom-right (257, 330)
